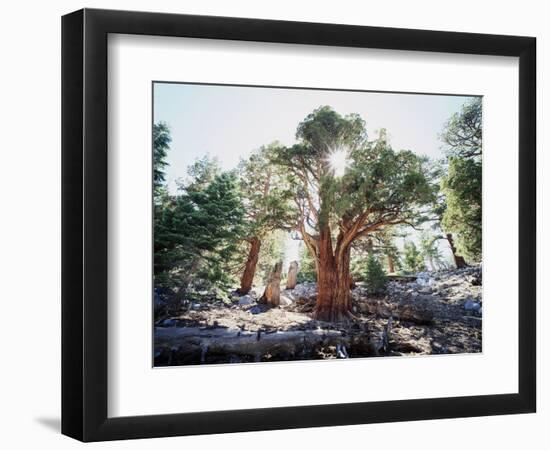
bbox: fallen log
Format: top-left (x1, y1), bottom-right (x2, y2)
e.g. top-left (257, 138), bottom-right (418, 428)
top-left (387, 274), bottom-right (417, 283)
top-left (155, 326), bottom-right (348, 361)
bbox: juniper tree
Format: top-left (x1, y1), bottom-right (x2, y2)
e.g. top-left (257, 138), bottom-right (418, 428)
top-left (272, 106), bottom-right (434, 321)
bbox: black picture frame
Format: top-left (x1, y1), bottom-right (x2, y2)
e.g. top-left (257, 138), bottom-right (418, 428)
top-left (62, 8), bottom-right (536, 442)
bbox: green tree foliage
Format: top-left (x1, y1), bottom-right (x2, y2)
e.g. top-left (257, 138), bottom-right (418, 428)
top-left (442, 157), bottom-right (482, 260)
top-left (153, 122), bottom-right (171, 196)
top-left (154, 172), bottom-right (246, 293)
top-left (350, 238), bottom-right (375, 282)
top-left (420, 232), bottom-right (444, 271)
top-left (182, 155), bottom-right (221, 193)
top-left (440, 98), bottom-right (482, 158)
top-left (423, 161), bottom-right (468, 268)
top-left (384, 243), bottom-right (402, 274)
top-left (153, 124), bottom-right (246, 298)
top-left (367, 228), bottom-right (403, 274)
top-left (238, 144), bottom-right (295, 238)
top-left (297, 244), bottom-right (317, 283)
top-left (272, 107), bottom-right (435, 251)
top-left (275, 109), bottom-right (435, 239)
top-left (254, 230), bottom-right (287, 285)
top-left (440, 98), bottom-right (482, 261)
top-left (351, 231), bottom-right (402, 280)
top-left (403, 241), bottom-right (425, 273)
top-left (235, 144), bottom-right (296, 293)
top-left (363, 254), bottom-right (388, 295)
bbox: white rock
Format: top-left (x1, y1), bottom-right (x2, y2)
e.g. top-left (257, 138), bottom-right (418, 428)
top-left (279, 294), bottom-right (293, 306)
top-left (238, 295), bottom-right (254, 305)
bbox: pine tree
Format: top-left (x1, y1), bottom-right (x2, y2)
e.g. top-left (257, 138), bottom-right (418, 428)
top-left (153, 133), bottom-right (247, 298)
top-left (153, 122), bottom-right (171, 196)
top-left (403, 241), bottom-right (425, 273)
top-left (363, 254), bottom-right (388, 295)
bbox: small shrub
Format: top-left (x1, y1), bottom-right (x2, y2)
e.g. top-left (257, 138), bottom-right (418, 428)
top-left (403, 241), bottom-right (425, 274)
top-left (363, 254), bottom-right (388, 295)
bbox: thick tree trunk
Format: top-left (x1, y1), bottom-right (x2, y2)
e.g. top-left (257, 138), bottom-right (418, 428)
top-left (314, 228), bottom-right (352, 322)
top-left (334, 247), bottom-right (353, 316)
top-left (286, 260), bottom-right (299, 289)
top-left (446, 233), bottom-right (467, 269)
top-left (237, 237), bottom-right (261, 295)
top-left (260, 261), bottom-right (282, 307)
top-left (387, 255), bottom-right (395, 274)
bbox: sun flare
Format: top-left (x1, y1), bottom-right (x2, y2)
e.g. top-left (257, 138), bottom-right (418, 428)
top-left (328, 147), bottom-right (349, 177)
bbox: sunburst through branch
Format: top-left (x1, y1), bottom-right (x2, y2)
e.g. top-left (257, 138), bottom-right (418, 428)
top-left (327, 146), bottom-right (349, 177)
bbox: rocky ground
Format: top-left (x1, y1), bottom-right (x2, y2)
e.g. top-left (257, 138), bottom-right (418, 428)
top-left (154, 266), bottom-right (482, 366)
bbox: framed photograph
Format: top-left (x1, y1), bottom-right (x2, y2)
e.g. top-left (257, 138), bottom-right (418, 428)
top-left (62, 8), bottom-right (536, 442)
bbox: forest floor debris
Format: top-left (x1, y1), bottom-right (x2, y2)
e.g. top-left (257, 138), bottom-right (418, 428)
top-left (154, 266), bottom-right (482, 366)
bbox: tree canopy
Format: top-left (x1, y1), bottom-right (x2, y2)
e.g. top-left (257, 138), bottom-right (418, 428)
top-left (270, 106), bottom-right (435, 321)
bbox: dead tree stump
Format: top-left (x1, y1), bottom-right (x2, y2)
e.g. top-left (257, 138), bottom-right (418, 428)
top-left (286, 261), bottom-right (299, 290)
top-left (260, 261), bottom-right (282, 307)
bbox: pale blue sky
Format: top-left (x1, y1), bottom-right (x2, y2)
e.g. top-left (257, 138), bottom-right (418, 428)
top-left (154, 82), bottom-right (472, 193)
top-left (153, 82), bottom-right (475, 267)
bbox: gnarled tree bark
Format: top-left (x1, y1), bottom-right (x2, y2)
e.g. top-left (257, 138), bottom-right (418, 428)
top-left (237, 237), bottom-right (261, 295)
top-left (302, 216), bottom-right (392, 322)
top-left (313, 227), bottom-right (353, 322)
